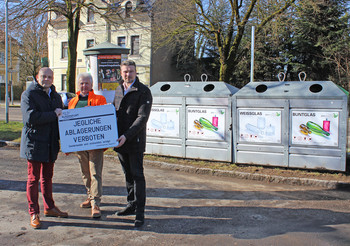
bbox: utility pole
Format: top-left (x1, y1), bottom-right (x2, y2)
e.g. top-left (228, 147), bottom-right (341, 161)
top-left (5, 0), bottom-right (9, 123)
top-left (5, 0), bottom-right (21, 121)
top-left (250, 26), bottom-right (255, 82)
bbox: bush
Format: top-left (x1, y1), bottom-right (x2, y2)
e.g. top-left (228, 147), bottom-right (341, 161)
top-left (0, 84), bottom-right (24, 101)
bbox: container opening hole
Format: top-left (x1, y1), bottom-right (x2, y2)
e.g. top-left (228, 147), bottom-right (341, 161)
top-left (256, 84), bottom-right (267, 93)
top-left (204, 84), bottom-right (215, 92)
top-left (160, 84), bottom-right (171, 91)
top-left (309, 84), bottom-right (323, 93)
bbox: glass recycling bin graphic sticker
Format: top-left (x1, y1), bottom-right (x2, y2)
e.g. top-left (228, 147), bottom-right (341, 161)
top-left (147, 106), bottom-right (180, 137)
top-left (238, 109), bottom-right (282, 143)
top-left (187, 107), bottom-right (226, 140)
top-left (291, 110), bottom-right (339, 147)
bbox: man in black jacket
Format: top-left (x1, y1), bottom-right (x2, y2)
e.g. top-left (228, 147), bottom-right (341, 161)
top-left (113, 60), bottom-right (152, 227)
top-left (21, 67), bottom-right (68, 229)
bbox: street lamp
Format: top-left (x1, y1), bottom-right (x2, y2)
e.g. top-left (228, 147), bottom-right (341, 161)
top-left (5, 0), bottom-right (9, 123)
top-left (5, 0), bottom-right (20, 123)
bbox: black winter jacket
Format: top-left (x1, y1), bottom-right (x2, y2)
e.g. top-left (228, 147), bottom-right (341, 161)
top-left (20, 81), bottom-right (63, 162)
top-left (113, 77), bottom-right (152, 153)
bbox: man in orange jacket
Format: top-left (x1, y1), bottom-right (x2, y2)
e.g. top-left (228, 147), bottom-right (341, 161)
top-left (68, 73), bottom-right (106, 218)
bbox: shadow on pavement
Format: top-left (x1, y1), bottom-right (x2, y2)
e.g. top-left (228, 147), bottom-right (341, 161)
top-left (2, 178), bottom-right (350, 241)
top-left (142, 205), bottom-right (350, 240)
top-left (1, 179), bottom-right (350, 201)
top-left (25, 204), bottom-right (350, 240)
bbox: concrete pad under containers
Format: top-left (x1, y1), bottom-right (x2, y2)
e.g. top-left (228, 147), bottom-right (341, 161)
top-left (233, 80), bottom-right (348, 171)
top-left (146, 80), bottom-right (239, 162)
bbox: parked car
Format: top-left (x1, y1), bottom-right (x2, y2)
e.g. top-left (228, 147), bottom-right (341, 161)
top-left (58, 91), bottom-right (76, 109)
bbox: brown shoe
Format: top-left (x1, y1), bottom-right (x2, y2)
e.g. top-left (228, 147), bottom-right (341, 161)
top-left (91, 205), bottom-right (101, 218)
top-left (80, 198), bottom-right (91, 208)
top-left (44, 207), bottom-right (68, 218)
top-left (30, 214), bottom-right (41, 229)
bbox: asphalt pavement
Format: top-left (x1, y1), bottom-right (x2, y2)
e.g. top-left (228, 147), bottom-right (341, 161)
top-left (0, 101), bottom-right (22, 122)
top-left (2, 100), bottom-right (350, 245)
top-left (1, 146), bottom-right (350, 246)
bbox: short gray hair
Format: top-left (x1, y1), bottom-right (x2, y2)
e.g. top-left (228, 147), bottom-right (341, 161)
top-left (77, 72), bottom-right (93, 84)
top-left (121, 60), bottom-right (136, 69)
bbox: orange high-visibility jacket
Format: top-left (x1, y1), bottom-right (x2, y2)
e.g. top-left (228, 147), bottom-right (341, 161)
top-left (68, 90), bottom-right (106, 109)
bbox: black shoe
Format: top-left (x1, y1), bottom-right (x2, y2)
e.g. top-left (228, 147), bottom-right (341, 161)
top-left (134, 213), bottom-right (144, 227)
top-left (116, 205), bottom-right (136, 216)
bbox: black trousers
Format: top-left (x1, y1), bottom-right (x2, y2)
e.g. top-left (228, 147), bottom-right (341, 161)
top-left (117, 151), bottom-right (145, 214)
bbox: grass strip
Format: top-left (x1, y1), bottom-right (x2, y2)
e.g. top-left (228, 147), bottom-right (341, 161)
top-left (0, 121), bottom-right (23, 142)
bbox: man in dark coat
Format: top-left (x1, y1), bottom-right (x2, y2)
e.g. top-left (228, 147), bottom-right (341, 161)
top-left (21, 67), bottom-right (68, 229)
top-left (113, 60), bottom-right (152, 227)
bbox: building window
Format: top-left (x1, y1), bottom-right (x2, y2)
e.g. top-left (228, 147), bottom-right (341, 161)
top-left (131, 35), bottom-right (139, 55)
top-left (87, 7), bottom-right (95, 23)
top-left (117, 36), bottom-right (126, 47)
top-left (61, 74), bottom-right (67, 91)
top-left (0, 52), bottom-right (4, 64)
top-left (125, 1), bottom-right (132, 18)
top-left (61, 41), bottom-right (68, 59)
top-left (86, 39), bottom-right (94, 48)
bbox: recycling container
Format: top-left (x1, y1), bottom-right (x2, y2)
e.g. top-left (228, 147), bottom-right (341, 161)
top-left (233, 79), bottom-right (348, 171)
top-left (146, 76), bottom-right (239, 162)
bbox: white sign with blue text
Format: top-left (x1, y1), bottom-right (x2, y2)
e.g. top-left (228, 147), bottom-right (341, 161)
top-left (58, 104), bottom-right (118, 153)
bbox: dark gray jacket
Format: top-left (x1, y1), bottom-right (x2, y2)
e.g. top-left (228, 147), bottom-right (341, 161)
top-left (20, 81), bottom-right (63, 162)
top-left (113, 77), bottom-right (152, 153)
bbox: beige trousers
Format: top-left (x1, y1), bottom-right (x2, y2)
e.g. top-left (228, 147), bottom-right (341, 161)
top-left (76, 149), bottom-right (104, 206)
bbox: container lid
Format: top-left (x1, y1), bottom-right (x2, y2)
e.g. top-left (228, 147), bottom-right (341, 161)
top-left (150, 81), bottom-right (239, 97)
top-left (235, 81), bottom-right (348, 99)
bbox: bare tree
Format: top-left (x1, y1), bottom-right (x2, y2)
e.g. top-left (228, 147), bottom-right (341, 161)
top-left (6, 0), bottom-right (133, 92)
top-left (16, 16), bottom-right (48, 84)
top-left (152, 0), bottom-right (296, 83)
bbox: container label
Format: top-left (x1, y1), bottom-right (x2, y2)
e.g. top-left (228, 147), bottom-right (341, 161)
top-left (187, 107), bottom-right (226, 140)
top-left (147, 106), bottom-right (180, 137)
top-left (238, 109), bottom-right (282, 143)
top-left (291, 110), bottom-right (339, 146)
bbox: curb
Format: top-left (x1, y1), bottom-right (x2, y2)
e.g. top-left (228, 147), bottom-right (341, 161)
top-left (143, 160), bottom-right (350, 190)
top-left (3, 142), bottom-right (350, 189)
top-left (0, 140), bottom-right (20, 147)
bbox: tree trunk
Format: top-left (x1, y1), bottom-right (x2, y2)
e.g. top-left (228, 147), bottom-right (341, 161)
top-left (66, 28), bottom-right (79, 93)
top-left (66, 44), bottom-right (77, 93)
top-left (66, 4), bottom-right (81, 93)
top-left (219, 62), bottom-right (228, 82)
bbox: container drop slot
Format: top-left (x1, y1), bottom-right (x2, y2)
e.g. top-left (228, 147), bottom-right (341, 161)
top-left (256, 84), bottom-right (267, 93)
top-left (309, 84), bottom-right (323, 93)
top-left (204, 84), bottom-right (215, 92)
top-left (160, 84), bottom-right (171, 91)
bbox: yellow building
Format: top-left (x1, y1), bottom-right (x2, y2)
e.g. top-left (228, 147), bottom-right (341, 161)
top-left (0, 29), bottom-right (21, 100)
top-left (47, 0), bottom-right (181, 92)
